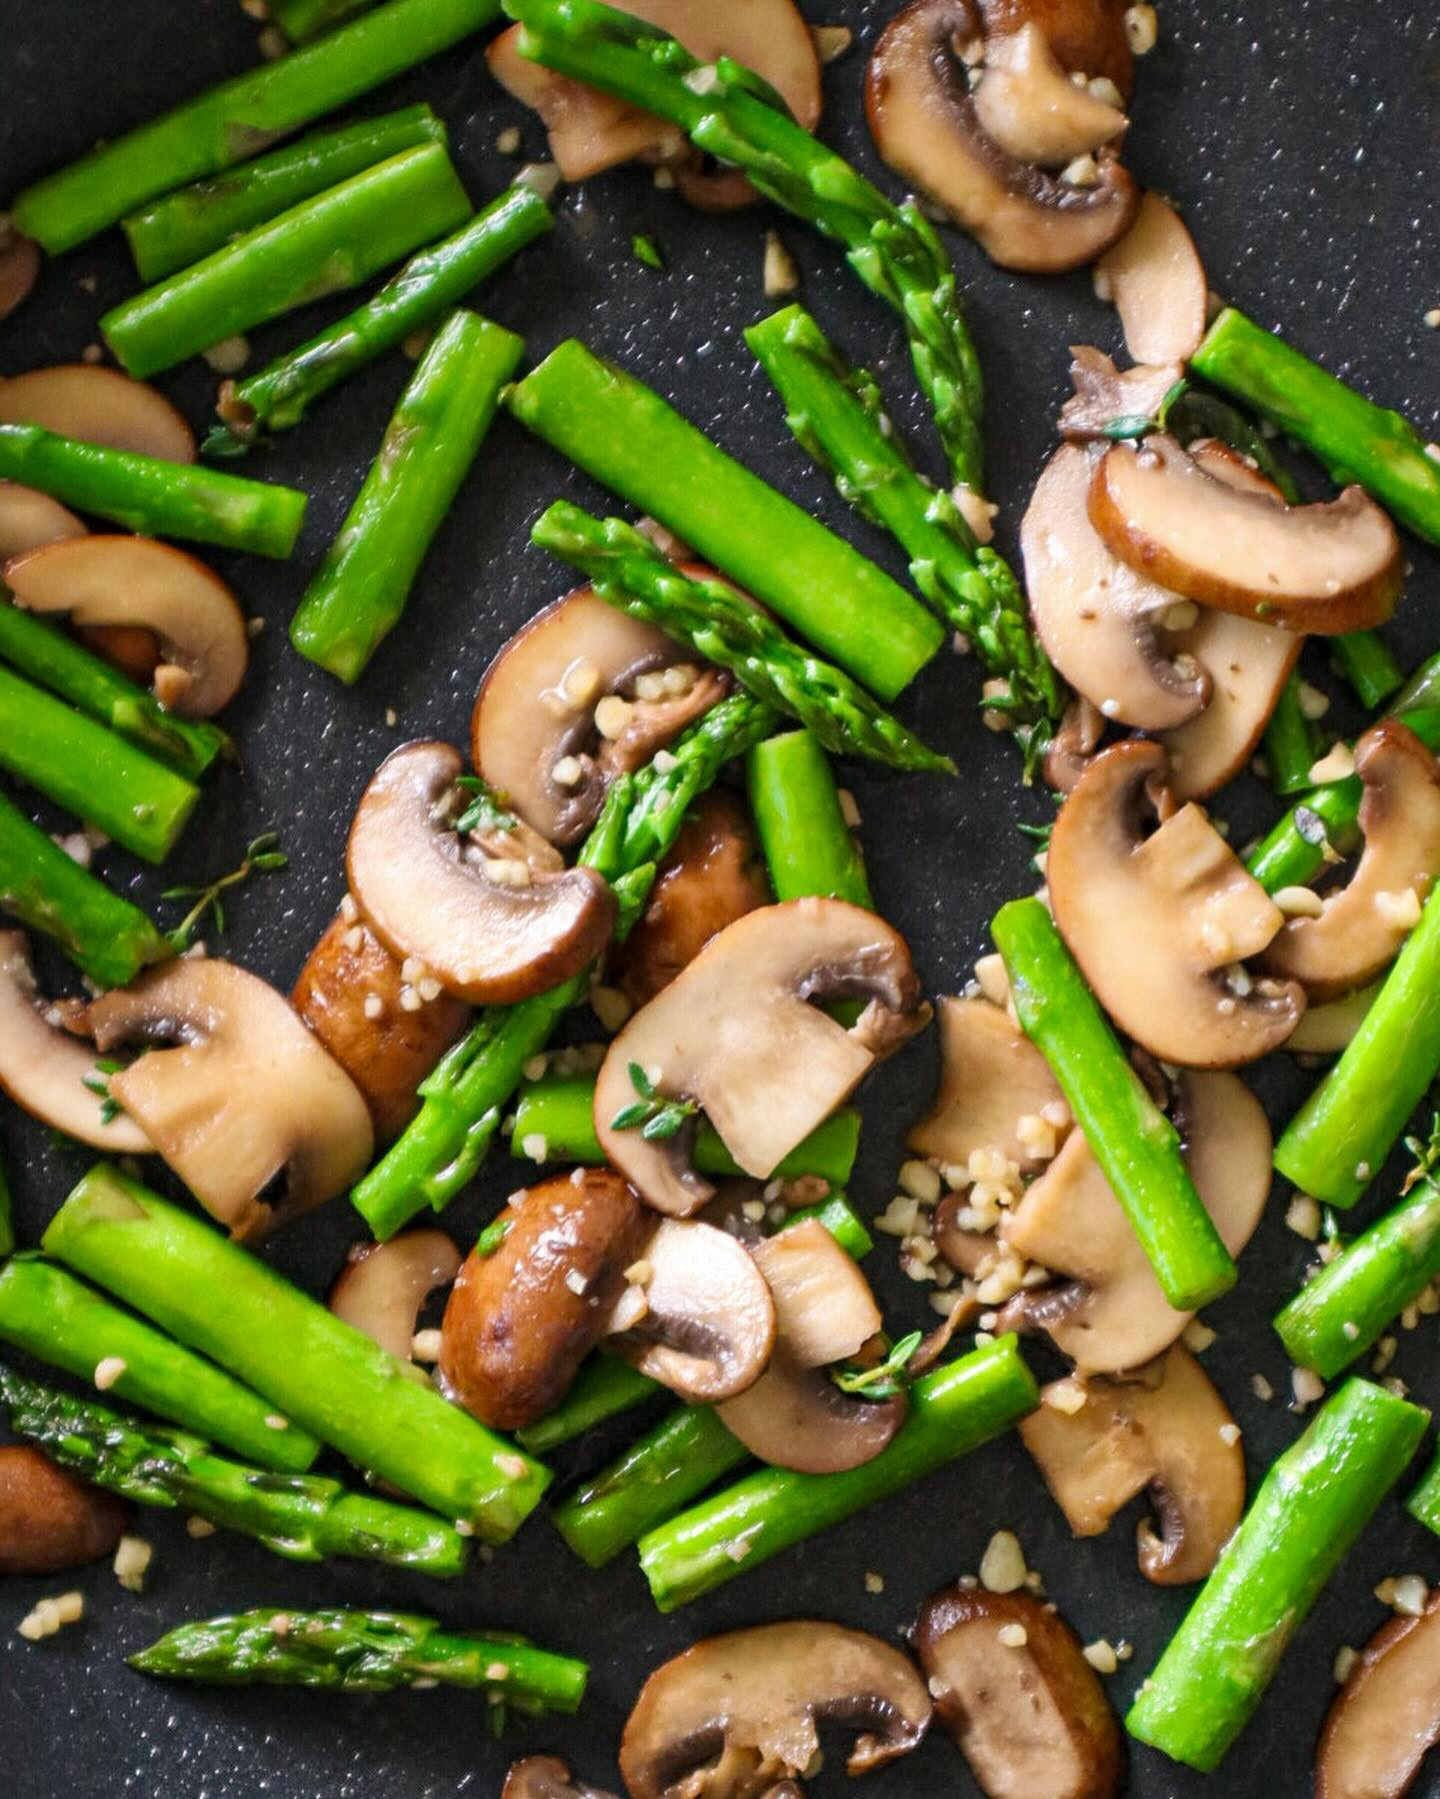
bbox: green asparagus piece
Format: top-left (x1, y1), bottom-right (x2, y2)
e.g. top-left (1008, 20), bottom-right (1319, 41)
top-left (102, 145), bottom-right (471, 379)
top-left (1260, 670), bottom-right (1324, 797)
top-left (208, 183), bottom-right (550, 447)
top-left (994, 897), bottom-right (1235, 1309)
top-left (0, 1256), bottom-right (320, 1469)
top-left (9, 0), bottom-right (501, 253)
top-left (0, 599), bottom-right (227, 779)
top-left (270, 0), bottom-right (382, 41)
top-left (1275, 1124), bottom-right (1440, 1378)
top-left (0, 1364), bottom-right (464, 1575)
top-left (1192, 307), bottom-right (1440, 547)
top-left (1407, 1452), bottom-right (1440, 1537)
top-left (1333, 631), bottom-right (1404, 709)
top-left (0, 424), bottom-right (307, 558)
top-left (0, 666), bottom-right (199, 863)
top-left (0, 1152), bottom-right (11, 1261)
top-left (44, 1164), bottom-right (549, 1540)
top-left (1127, 1378), bottom-right (1429, 1771)
top-left (123, 105), bottom-right (447, 281)
top-left (505, 0), bottom-right (986, 492)
top-left (637, 1335), bottom-right (1038, 1610)
top-left (0, 789), bottom-right (170, 987)
top-left (508, 340), bottom-right (944, 700)
top-left (746, 729), bottom-right (872, 908)
top-left (291, 311), bottom-right (521, 681)
top-left (131, 1608), bottom-right (588, 1710)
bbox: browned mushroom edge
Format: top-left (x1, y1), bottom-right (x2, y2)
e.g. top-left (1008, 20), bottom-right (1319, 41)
top-left (328, 1229), bottom-right (461, 1365)
top-left (909, 993), bottom-right (1067, 1172)
top-left (0, 1444), bottom-right (131, 1576)
top-left (501, 1757), bottom-right (618, 1799)
top-left (1315, 1590), bottom-right (1440, 1799)
top-left (0, 363), bottom-right (196, 460)
top-left (1094, 190), bottom-right (1208, 365)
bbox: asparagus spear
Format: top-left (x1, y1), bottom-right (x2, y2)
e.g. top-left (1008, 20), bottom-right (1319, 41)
top-left (9, 0), bottom-right (501, 253)
top-left (102, 145), bottom-right (471, 379)
top-left (1192, 307), bottom-right (1440, 547)
top-left (637, 1335), bottom-right (1038, 1610)
top-left (993, 897), bottom-right (1236, 1311)
top-left (291, 311), bottom-right (522, 681)
top-left (1260, 670), bottom-right (1324, 796)
top-left (0, 1364), bottom-right (465, 1575)
top-left (1333, 631), bottom-right (1404, 709)
top-left (1407, 1452), bottom-right (1440, 1537)
top-left (508, 339), bottom-right (944, 700)
top-left (746, 729), bottom-right (872, 908)
top-left (505, 0), bottom-right (986, 493)
top-left (1275, 1124), bottom-right (1440, 1378)
top-left (0, 665), bottom-right (199, 863)
top-left (44, 1164), bottom-right (549, 1541)
top-left (533, 503), bottom-right (952, 773)
top-left (1127, 1378), bottom-right (1429, 1771)
top-left (270, 0), bottom-right (382, 41)
top-left (207, 184), bottom-right (550, 447)
top-left (0, 1256), bottom-right (320, 1470)
top-left (123, 104), bottom-right (447, 281)
top-left (131, 1608), bottom-right (588, 1710)
top-left (0, 423), bottom-right (307, 559)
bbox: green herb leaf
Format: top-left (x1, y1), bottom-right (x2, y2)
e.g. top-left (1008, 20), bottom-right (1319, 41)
top-left (632, 233), bottom-right (665, 271)
top-left (609, 1101), bottom-right (653, 1131)
top-left (628, 1062), bottom-right (656, 1100)
top-left (832, 1329), bottom-right (923, 1401)
top-left (475, 1215), bottom-right (514, 1258)
top-left (163, 830), bottom-right (288, 952)
top-left (454, 777), bottom-right (517, 838)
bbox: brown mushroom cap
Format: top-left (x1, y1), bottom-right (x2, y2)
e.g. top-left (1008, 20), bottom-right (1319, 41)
top-left (972, 22), bottom-right (1126, 165)
top-left (909, 994), bottom-right (1067, 1173)
top-left (328, 1229), bottom-right (461, 1364)
top-left (912, 1585), bottom-right (1123, 1799)
top-left (0, 1445), bottom-right (131, 1576)
top-left (502, 1758), bottom-right (617, 1799)
top-left (87, 958), bottom-right (374, 1241)
top-left (1047, 739), bottom-right (1304, 1066)
top-left (1020, 1344), bottom-right (1245, 1584)
top-left (1316, 1592), bottom-right (1440, 1799)
top-left (1095, 191), bottom-right (1208, 365)
top-left (619, 1621), bottom-right (932, 1798)
top-left (0, 482), bottom-right (86, 560)
top-left (595, 899), bottom-right (926, 1215)
top-left (0, 364), bottom-right (196, 461)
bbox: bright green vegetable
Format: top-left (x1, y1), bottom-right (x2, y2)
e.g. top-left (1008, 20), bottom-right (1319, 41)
top-left (269, 0), bottom-right (382, 40)
top-left (746, 729), bottom-right (872, 908)
top-left (1333, 631), bottom-right (1403, 709)
top-left (1407, 1452), bottom-right (1440, 1537)
top-left (1260, 671), bottom-right (1323, 796)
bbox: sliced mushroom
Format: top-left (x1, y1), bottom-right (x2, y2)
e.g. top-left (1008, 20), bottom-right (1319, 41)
top-left (999, 1070), bottom-right (1271, 1373)
top-left (1285, 982), bottom-right (1378, 1056)
top-left (5, 534), bottom-right (248, 717)
top-left (328, 1229), bottom-right (461, 1363)
top-left (595, 899), bottom-right (927, 1215)
top-left (909, 995), bottom-right (1066, 1173)
top-left (619, 1622), bottom-right (932, 1798)
top-left (867, 0), bottom-right (1139, 274)
top-left (439, 1169), bottom-right (646, 1431)
top-left (0, 482), bottom-right (86, 560)
top-left (345, 739), bottom-right (615, 1006)
top-left (979, 0), bottom-right (1135, 92)
top-left (913, 1585), bottom-right (1122, 1798)
top-left (1020, 1344), bottom-right (1245, 1583)
top-left (87, 958), bottom-right (374, 1241)
top-left (1095, 192), bottom-right (1208, 365)
top-left (1047, 739), bottom-right (1304, 1065)
top-left (1316, 1592), bottom-right (1440, 1799)
top-left (1043, 692), bottom-right (1105, 793)
top-left (973, 23), bottom-right (1127, 164)
top-left (1090, 434), bottom-right (1403, 632)
top-left (502, 1759), bottom-right (617, 1799)
top-left (0, 225), bottom-right (40, 325)
top-left (0, 1445), bottom-right (131, 1576)
top-left (0, 931), bottom-right (151, 1152)
top-left (0, 364), bottom-right (195, 461)
top-left (1057, 345), bottom-right (1183, 441)
top-left (472, 585), bottom-right (727, 847)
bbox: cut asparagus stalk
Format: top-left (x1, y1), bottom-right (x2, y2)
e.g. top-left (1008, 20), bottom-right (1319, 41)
top-left (746, 728), bottom-right (873, 908)
top-left (508, 340), bottom-right (944, 700)
top-left (123, 104), bottom-right (447, 282)
top-left (270, 0), bottom-right (382, 40)
top-left (291, 310), bottom-right (521, 681)
top-left (131, 1607), bottom-right (588, 1709)
top-left (533, 503), bottom-right (952, 773)
top-left (44, 1164), bottom-right (549, 1541)
top-left (102, 144), bottom-right (471, 379)
top-left (637, 1335), bottom-right (1038, 1611)
top-left (208, 183), bottom-right (550, 447)
top-left (10, 0), bottom-right (502, 253)
top-left (0, 1255), bottom-right (320, 1469)
top-left (1260, 670), bottom-right (1323, 796)
top-left (992, 897), bottom-right (1236, 1311)
top-left (0, 423), bottom-right (307, 558)
top-left (1333, 631), bottom-right (1403, 709)
top-left (1407, 1451), bottom-right (1440, 1537)
top-left (0, 1364), bottom-right (464, 1575)
top-left (1127, 1378), bottom-right (1429, 1772)
top-left (0, 665), bottom-right (199, 863)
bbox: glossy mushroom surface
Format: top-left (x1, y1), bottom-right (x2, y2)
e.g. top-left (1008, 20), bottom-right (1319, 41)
top-left (909, 996), bottom-right (1066, 1174)
top-left (328, 1229), bottom-right (461, 1364)
top-left (1315, 1593), bottom-right (1440, 1799)
top-left (1094, 191), bottom-right (1208, 365)
top-left (0, 364), bottom-right (195, 461)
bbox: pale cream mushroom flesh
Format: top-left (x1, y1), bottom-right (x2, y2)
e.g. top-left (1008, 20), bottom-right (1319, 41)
top-left (0, 483), bottom-right (86, 560)
top-left (1047, 739), bottom-right (1305, 1066)
top-left (328, 1229), bottom-right (461, 1363)
top-left (1285, 982), bottom-right (1379, 1057)
top-left (1095, 191), bottom-right (1208, 365)
top-left (909, 994), bottom-right (1066, 1172)
top-left (0, 364), bottom-right (196, 461)
top-left (1020, 1344), bottom-right (1245, 1584)
top-left (87, 958), bottom-right (374, 1241)
top-left (972, 22), bottom-right (1127, 165)
top-left (1057, 345), bottom-right (1183, 442)
top-left (594, 898), bottom-right (926, 1215)
top-left (1315, 1593), bottom-right (1440, 1799)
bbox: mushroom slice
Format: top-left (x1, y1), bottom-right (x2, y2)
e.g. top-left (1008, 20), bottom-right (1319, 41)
top-left (1285, 982), bottom-right (1378, 1056)
top-left (0, 226), bottom-right (40, 325)
top-left (472, 585), bottom-right (727, 847)
top-left (912, 1585), bottom-right (1122, 1798)
top-left (1047, 739), bottom-right (1304, 1066)
top-left (328, 1229), bottom-right (461, 1363)
top-left (999, 1070), bottom-right (1270, 1373)
top-left (0, 364), bottom-right (195, 461)
top-left (1020, 1344), bottom-right (1245, 1583)
top-left (1264, 721), bottom-right (1440, 1000)
top-left (1021, 443), bottom-right (1210, 730)
top-left (1095, 192), bottom-right (1208, 365)
top-left (1089, 434), bottom-right (1403, 632)
top-left (595, 899), bottom-right (927, 1215)
top-left (502, 1760), bottom-right (617, 1799)
top-left (1315, 1592), bottom-right (1440, 1799)
top-left (619, 1621), bottom-right (932, 1798)
top-left (973, 23), bottom-right (1127, 165)
top-left (909, 995), bottom-right (1066, 1173)
top-left (866, 0), bottom-right (1139, 274)
top-left (0, 930), bottom-right (151, 1152)
top-left (1043, 693), bottom-right (1104, 793)
top-left (1057, 345), bottom-right (1183, 442)
top-left (87, 959), bottom-right (374, 1241)
top-left (0, 483), bottom-right (86, 560)
top-left (980, 0), bottom-right (1135, 94)
top-left (1160, 608), bottom-right (1301, 801)
top-left (346, 739), bottom-right (615, 1007)
top-left (749, 1218), bottom-right (881, 1367)
top-left (5, 534), bottom-right (249, 717)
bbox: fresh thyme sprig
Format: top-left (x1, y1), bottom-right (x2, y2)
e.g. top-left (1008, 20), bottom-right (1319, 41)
top-left (162, 832), bottom-right (288, 953)
top-left (454, 776), bottom-right (518, 838)
top-left (610, 1061), bottom-right (698, 1141)
top-left (831, 1330), bottom-right (923, 1403)
top-left (82, 1057), bottom-right (126, 1127)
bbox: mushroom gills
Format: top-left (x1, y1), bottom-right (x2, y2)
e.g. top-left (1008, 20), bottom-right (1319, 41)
top-left (1315, 1592), bottom-right (1440, 1799)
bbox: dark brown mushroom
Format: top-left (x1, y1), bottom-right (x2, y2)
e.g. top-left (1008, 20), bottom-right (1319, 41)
top-left (1057, 345), bottom-right (1184, 442)
top-left (0, 1445), bottom-right (130, 1575)
top-left (502, 1758), bottom-right (617, 1799)
top-left (1316, 1591), bottom-right (1440, 1799)
top-left (909, 994), bottom-right (1066, 1173)
top-left (1094, 191), bottom-right (1208, 365)
top-left (328, 1229), bottom-right (461, 1364)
